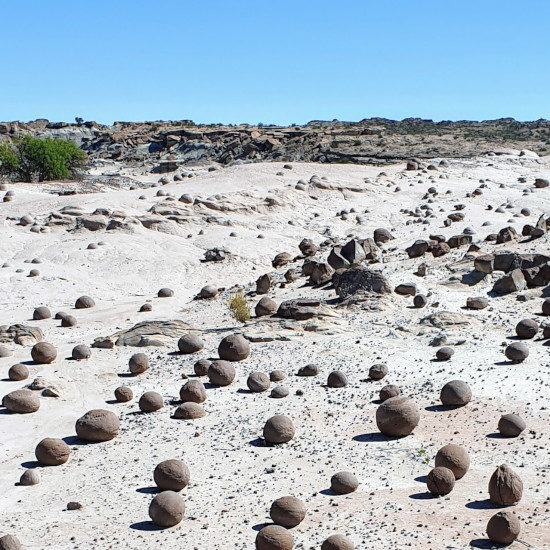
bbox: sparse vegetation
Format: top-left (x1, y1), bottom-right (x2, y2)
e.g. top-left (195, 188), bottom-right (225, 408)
top-left (228, 290), bottom-right (251, 323)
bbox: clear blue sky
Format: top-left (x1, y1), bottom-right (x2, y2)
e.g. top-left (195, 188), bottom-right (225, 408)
top-left (2, 0), bottom-right (549, 124)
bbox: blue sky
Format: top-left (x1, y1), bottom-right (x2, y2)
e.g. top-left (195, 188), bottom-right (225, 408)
top-left (2, 0), bottom-right (549, 124)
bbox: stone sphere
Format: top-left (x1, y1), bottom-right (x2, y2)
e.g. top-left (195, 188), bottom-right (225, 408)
top-left (489, 464), bottom-right (523, 506)
top-left (114, 386), bottom-right (133, 402)
top-left (440, 380), bottom-right (471, 406)
top-left (31, 342), bottom-right (57, 364)
top-left (173, 402), bottom-right (206, 419)
top-left (33, 306), bottom-right (51, 320)
top-left (148, 491), bottom-right (185, 527)
top-left (376, 396), bottom-right (420, 437)
top-left (426, 466), bottom-right (455, 496)
top-left (515, 318), bottom-right (538, 339)
top-left (269, 496), bottom-right (306, 528)
top-left (153, 459), bottom-right (190, 491)
top-left (2, 389), bottom-right (40, 414)
top-left (218, 334), bottom-right (250, 361)
top-left (322, 534), bottom-right (354, 550)
top-left (255, 525), bottom-right (294, 550)
top-left (379, 384), bottom-right (400, 402)
top-left (369, 364), bottom-right (388, 380)
top-left (19, 469), bottom-right (41, 486)
top-left (327, 370), bottom-right (348, 388)
top-left (139, 303), bottom-right (152, 312)
top-left (179, 380), bottom-right (206, 403)
top-left (75, 295), bottom-right (95, 309)
top-left (247, 372), bottom-right (270, 392)
top-left (55, 311), bottom-right (69, 320)
top-left (486, 511), bottom-right (520, 545)
top-left (413, 294), bottom-right (427, 308)
top-left (139, 391), bottom-right (163, 412)
top-left (0, 535), bottom-right (22, 550)
top-left (8, 364), bottom-right (29, 381)
top-left (435, 444), bottom-right (470, 479)
top-left (297, 364), bottom-right (319, 377)
top-left (0, 345), bottom-right (12, 358)
top-left (330, 471), bottom-right (359, 494)
top-left (542, 298), bottom-right (550, 315)
top-left (263, 415), bottom-right (295, 444)
top-left (436, 347), bottom-right (454, 361)
top-left (75, 409), bottom-right (119, 442)
top-left (270, 385), bottom-right (290, 398)
top-left (200, 285), bottom-right (218, 299)
top-left (505, 342), bottom-right (529, 362)
top-left (498, 413), bottom-right (526, 437)
top-left (178, 333), bottom-right (204, 354)
top-left (193, 359), bottom-right (211, 376)
top-left (35, 437), bottom-right (70, 466)
top-left (157, 288), bottom-right (174, 298)
top-left (61, 314), bottom-right (77, 327)
top-left (255, 296), bottom-right (277, 317)
top-left (72, 345), bottom-right (91, 360)
top-left (28, 269), bottom-right (39, 277)
top-left (207, 360), bottom-right (236, 386)
top-left (270, 370), bottom-right (285, 382)
top-left (129, 353), bottom-right (149, 375)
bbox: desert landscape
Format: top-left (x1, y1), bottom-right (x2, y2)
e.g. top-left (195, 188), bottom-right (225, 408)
top-left (0, 127), bottom-right (549, 549)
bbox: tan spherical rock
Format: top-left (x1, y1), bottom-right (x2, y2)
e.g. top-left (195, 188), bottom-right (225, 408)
top-left (270, 385), bottom-right (289, 399)
top-left (327, 370), bottom-right (348, 388)
top-left (330, 471), bottom-right (358, 494)
top-left (33, 306), bottom-right (51, 320)
top-left (129, 353), bottom-right (149, 375)
top-left (8, 364), bottom-right (29, 381)
top-left (255, 525), bottom-right (294, 550)
top-left (270, 370), bottom-right (285, 382)
top-left (178, 333), bottom-right (204, 354)
top-left (35, 437), bottom-right (70, 466)
top-left (154, 459), bottom-right (190, 491)
top-left (498, 413), bottom-right (526, 437)
top-left (114, 386), bottom-right (133, 402)
top-left (486, 511), bottom-right (520, 545)
top-left (218, 334), bottom-right (250, 361)
top-left (75, 409), bottom-right (119, 442)
top-left (139, 303), bottom-right (152, 312)
top-left (263, 415), bottom-right (295, 445)
top-left (148, 491), bottom-right (185, 527)
top-left (157, 288), bottom-right (174, 298)
top-left (72, 344), bottom-right (91, 360)
top-left (255, 296), bottom-right (277, 317)
top-left (2, 389), bottom-right (40, 414)
top-left (19, 469), bottom-right (40, 486)
top-left (269, 496), bottom-right (306, 528)
top-left (505, 342), bottom-right (529, 362)
top-left (61, 314), bottom-right (77, 327)
top-left (139, 391), bottom-right (163, 413)
top-left (193, 358), bottom-right (211, 376)
top-left (0, 535), bottom-right (22, 550)
top-left (426, 466), bottom-right (455, 496)
top-left (379, 384), bottom-right (400, 402)
top-left (207, 360), bottom-right (236, 386)
top-left (247, 372), bottom-right (270, 392)
top-left (31, 342), bottom-right (57, 364)
top-left (375, 396), bottom-right (419, 437)
top-left (440, 380), bottom-right (471, 407)
top-left (434, 444), bottom-right (470, 479)
top-left (489, 464), bottom-right (523, 506)
top-left (75, 295), bottom-right (95, 309)
top-left (173, 402), bottom-right (206, 419)
top-left (297, 363), bottom-right (319, 377)
top-left (179, 380), bottom-right (206, 403)
top-left (321, 534), bottom-right (355, 550)
top-left (515, 318), bottom-right (538, 339)
top-left (369, 364), bottom-right (388, 380)
top-left (200, 285), bottom-right (218, 299)
top-left (436, 346), bottom-right (454, 361)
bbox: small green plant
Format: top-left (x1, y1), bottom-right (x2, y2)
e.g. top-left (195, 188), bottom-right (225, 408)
top-left (417, 449), bottom-right (430, 464)
top-left (228, 290), bottom-right (250, 323)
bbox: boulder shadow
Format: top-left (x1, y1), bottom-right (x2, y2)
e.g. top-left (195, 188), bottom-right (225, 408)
top-left (465, 499), bottom-right (500, 510)
top-left (319, 488), bottom-right (337, 496)
top-left (352, 432), bottom-right (393, 443)
top-left (409, 491), bottom-right (434, 500)
top-left (237, 388), bottom-right (252, 394)
top-left (105, 399), bottom-right (119, 405)
top-left (129, 521), bottom-right (164, 532)
top-left (414, 475), bottom-right (428, 483)
top-left (249, 438), bottom-right (266, 447)
top-left (136, 486), bottom-right (160, 495)
top-left (20, 460), bottom-right (40, 469)
top-left (469, 538), bottom-right (495, 549)
top-left (117, 373), bottom-right (134, 378)
top-left (425, 404), bottom-right (456, 412)
top-left (62, 435), bottom-right (91, 446)
top-left (252, 523), bottom-right (269, 532)
top-left (486, 432), bottom-right (506, 439)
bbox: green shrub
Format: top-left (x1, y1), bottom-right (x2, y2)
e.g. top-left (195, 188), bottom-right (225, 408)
top-left (0, 136), bottom-right (86, 182)
top-left (228, 290), bottom-right (250, 323)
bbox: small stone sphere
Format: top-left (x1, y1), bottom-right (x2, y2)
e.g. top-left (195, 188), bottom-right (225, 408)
top-left (19, 469), bottom-right (41, 486)
top-left (2, 389), bottom-right (40, 414)
top-left (263, 415), bottom-right (295, 444)
top-left (327, 370), bottom-right (348, 388)
top-left (379, 384), bottom-right (400, 402)
top-left (139, 303), bottom-right (152, 312)
top-left (129, 353), bottom-right (149, 375)
top-left (218, 334), bottom-right (250, 361)
top-left (28, 269), bottom-right (40, 277)
top-left (200, 285), bottom-right (218, 299)
top-left (148, 491), bottom-right (185, 527)
top-left (376, 396), bottom-right (420, 437)
top-left (55, 311), bottom-right (69, 320)
top-left (61, 314), bottom-right (78, 327)
top-left (153, 459), bottom-right (190, 491)
top-left (75, 409), bottom-right (119, 442)
top-left (75, 295), bottom-right (95, 309)
top-left (0, 534), bottom-right (22, 550)
top-left (436, 346), bottom-right (454, 361)
top-left (0, 345), bottom-right (12, 358)
top-left (486, 511), bottom-right (521, 545)
top-left (515, 318), bottom-right (538, 339)
top-left (173, 402), bottom-right (206, 419)
top-left (321, 534), bottom-right (355, 550)
top-left (542, 298), bottom-right (550, 315)
top-left (297, 363), bottom-right (319, 377)
top-left (255, 296), bottom-right (277, 317)
top-left (543, 324), bottom-right (550, 339)
top-left (440, 380), bottom-right (471, 406)
top-left (270, 385), bottom-right (290, 398)
top-left (179, 380), bottom-right (206, 403)
top-left (330, 471), bottom-right (359, 494)
top-left (489, 464), bottom-right (523, 506)
top-left (270, 370), bottom-right (285, 382)
top-left (114, 386), bottom-right (133, 402)
top-left (435, 444), bottom-right (470, 479)
top-left (247, 372), bottom-right (270, 392)
top-left (72, 345), bottom-right (91, 360)
top-left (8, 364), bottom-right (29, 381)
top-left (177, 333), bottom-right (204, 354)
top-left (498, 413), bottom-right (526, 437)
top-left (413, 294), bottom-right (427, 308)
top-left (139, 391), bottom-right (163, 412)
top-left (426, 466), bottom-right (455, 496)
top-left (31, 341), bottom-right (57, 364)
top-left (255, 525), bottom-right (294, 550)
top-left (193, 359), bottom-right (211, 376)
top-left (33, 306), bottom-right (51, 320)
top-left (270, 496), bottom-right (306, 528)
top-left (157, 288), bottom-right (174, 298)
top-left (505, 342), bottom-right (529, 362)
top-left (207, 360), bottom-right (236, 386)
top-left (35, 437), bottom-right (70, 466)
top-left (369, 364), bottom-right (388, 380)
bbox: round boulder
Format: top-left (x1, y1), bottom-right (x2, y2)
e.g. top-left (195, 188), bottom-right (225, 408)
top-left (270, 385), bottom-right (290, 398)
top-left (0, 345), bottom-right (12, 358)
top-left (129, 353), bottom-right (149, 375)
top-left (139, 303), bottom-right (152, 312)
top-left (139, 391), bottom-right (163, 413)
top-left (426, 466), bottom-right (455, 496)
top-left (322, 534), bottom-right (354, 550)
top-left (486, 511), bottom-right (520, 545)
top-left (75, 296), bottom-right (95, 309)
top-left (263, 415), bottom-right (295, 445)
top-left (72, 345), bottom-right (91, 361)
top-left (75, 409), bottom-right (119, 442)
top-left (35, 438), bottom-right (70, 466)
top-left (178, 333), bottom-right (204, 354)
top-left (157, 288), bottom-right (174, 298)
top-left (369, 364), bottom-right (388, 380)
top-left (19, 469), bottom-right (40, 486)
top-left (193, 359), bottom-right (211, 376)
top-left (489, 464), bottom-right (523, 506)
top-left (8, 364), bottom-right (29, 381)
top-left (3, 389), bottom-right (40, 414)
top-left (148, 491), bottom-right (185, 527)
top-left (173, 402), bottom-right (206, 419)
top-left (255, 297), bottom-right (277, 317)
top-left (375, 396), bottom-right (419, 437)
top-left (436, 347), bottom-right (454, 361)
top-left (270, 370), bottom-right (285, 382)
top-left (218, 334), bottom-right (250, 361)
top-left (440, 380), bottom-right (471, 407)
top-left (153, 459), bottom-right (190, 491)
top-left (247, 372), bottom-right (270, 393)
top-left (542, 298), bottom-right (550, 316)
top-left (0, 535), bottom-right (22, 550)
top-left (114, 386), bottom-right (133, 402)
top-left (379, 384), bottom-right (400, 402)
top-left (515, 318), bottom-right (538, 339)
top-left (435, 444), bottom-right (469, 479)
top-left (255, 525), bottom-right (293, 550)
top-left (330, 471), bottom-right (358, 494)
top-left (413, 294), bottom-right (427, 308)
top-left (200, 285), bottom-right (218, 299)
top-left (61, 314), bottom-right (77, 327)
top-left (327, 370), bottom-right (348, 388)
top-left (505, 342), bottom-right (529, 362)
top-left (31, 342), bottom-right (57, 364)
top-left (297, 364), bottom-right (319, 377)
top-left (33, 306), bottom-right (51, 320)
top-left (269, 496), bottom-right (306, 528)
top-left (179, 380), bottom-right (206, 403)
top-left (207, 360), bottom-right (236, 386)
top-left (498, 413), bottom-right (526, 437)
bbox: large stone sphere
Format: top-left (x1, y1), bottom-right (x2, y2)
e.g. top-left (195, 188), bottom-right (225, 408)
top-left (139, 391), bottom-right (163, 412)
top-left (153, 459), bottom-right (190, 491)
top-left (515, 318), bottom-right (538, 339)
top-left (75, 295), bottom-right (95, 309)
top-left (255, 296), bottom-right (277, 317)
top-left (440, 380), bottom-right (471, 406)
top-left (330, 471), bottom-right (358, 494)
top-left (0, 535), bottom-right (22, 550)
top-left (247, 372), bottom-right (270, 392)
top-left (179, 380), bottom-right (206, 403)
top-left (8, 364), bottom-right (29, 381)
top-left (61, 314), bottom-right (77, 327)
top-left (321, 534), bottom-right (355, 550)
top-left (369, 364), bottom-right (388, 380)
top-left (218, 334), bottom-right (250, 361)
top-left (486, 511), bottom-right (521, 545)
top-left (269, 496), bottom-right (306, 528)
top-left (33, 306), bottom-right (51, 320)
top-left (379, 384), bottom-right (400, 402)
top-left (255, 525), bottom-right (294, 550)
top-left (327, 370), bottom-right (348, 388)
top-left (426, 466), bottom-right (455, 496)
top-left (498, 413), bottom-right (526, 437)
top-left (114, 386), bottom-right (133, 402)
top-left (434, 444), bottom-right (469, 479)
top-left (72, 344), bottom-right (91, 361)
top-left (157, 288), bottom-right (174, 298)
top-left (148, 491), bottom-right (185, 527)
top-left (505, 342), bottom-right (529, 362)
top-left (200, 285), bottom-right (218, 299)
top-left (193, 359), bottom-right (211, 376)
top-left (178, 334), bottom-right (204, 354)
top-left (263, 415), bottom-right (295, 444)
top-left (173, 402), bottom-right (206, 419)
top-left (35, 437), bottom-right (70, 466)
top-left (375, 396), bottom-right (420, 437)
top-left (489, 464), bottom-right (523, 506)
top-left (436, 346), bottom-right (454, 361)
top-left (2, 389), bottom-right (40, 414)
top-left (75, 409), bottom-right (119, 442)
top-left (542, 298), bottom-right (550, 316)
top-left (19, 469), bottom-right (41, 486)
top-left (129, 353), bottom-right (149, 374)
top-left (31, 342), bottom-right (57, 364)
top-left (207, 360), bottom-right (236, 386)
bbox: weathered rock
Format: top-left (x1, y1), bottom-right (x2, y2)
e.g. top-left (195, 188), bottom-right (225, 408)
top-left (148, 491), bottom-right (185, 527)
top-left (489, 464), bottom-right (523, 506)
top-left (496, 226), bottom-right (518, 244)
top-left (75, 296), bottom-right (95, 309)
top-left (179, 380), bottom-right (206, 403)
top-left (406, 240), bottom-right (429, 258)
top-left (207, 360), bottom-right (236, 386)
top-left (340, 239), bottom-right (366, 265)
top-left (72, 344), bottom-right (91, 360)
top-left (395, 283), bottom-right (417, 296)
top-left (129, 352), bottom-right (149, 374)
top-left (193, 359), bottom-right (211, 376)
top-left (440, 380), bottom-right (471, 406)
top-left (75, 409), bottom-right (119, 442)
top-left (178, 333), bottom-right (204, 354)
top-left (492, 269), bottom-right (526, 294)
top-left (114, 386), bottom-right (133, 402)
top-left (299, 238), bottom-right (318, 257)
top-left (333, 267), bottom-right (391, 297)
top-left (486, 511), bottom-right (521, 545)
top-left (466, 296), bottom-right (488, 310)
top-left (515, 318), bottom-right (538, 339)
top-left (255, 296), bottom-right (277, 317)
top-left (369, 364), bottom-right (388, 380)
top-left (297, 363), bottom-right (319, 377)
top-left (435, 444), bottom-right (469, 479)
top-left (218, 334), bottom-right (249, 361)
top-left (270, 496), bottom-right (306, 528)
top-left (498, 414), bottom-right (526, 437)
top-left (321, 534), bottom-right (354, 550)
top-left (436, 347), bottom-right (454, 361)
top-left (8, 364), bottom-right (29, 381)
top-left (327, 248), bottom-right (350, 270)
top-left (277, 298), bottom-right (321, 320)
top-left (376, 396), bottom-right (419, 437)
top-left (157, 287), bottom-right (174, 298)
top-left (33, 306), bottom-right (51, 320)
top-left (426, 466), bottom-right (455, 496)
top-left (154, 459), bottom-right (190, 491)
top-left (327, 370), bottom-right (348, 388)
top-left (330, 471), bottom-right (358, 494)
top-left (474, 255), bottom-right (494, 274)
top-left (505, 342), bottom-right (529, 362)
top-left (35, 438), bottom-right (70, 466)
top-left (2, 389), bottom-right (40, 413)
top-left (31, 342), bottom-right (57, 364)
top-left (255, 525), bottom-right (293, 550)
top-left (379, 384), bottom-right (400, 402)
top-left (256, 274), bottom-right (272, 294)
top-left (263, 415), bottom-right (295, 444)
top-left (272, 252), bottom-right (292, 268)
top-left (139, 391), bottom-right (163, 412)
top-left (309, 262), bottom-right (334, 285)
top-left (373, 228), bottom-right (394, 244)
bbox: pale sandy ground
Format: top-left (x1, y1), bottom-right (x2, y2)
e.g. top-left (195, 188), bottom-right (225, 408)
top-left (0, 156), bottom-right (549, 549)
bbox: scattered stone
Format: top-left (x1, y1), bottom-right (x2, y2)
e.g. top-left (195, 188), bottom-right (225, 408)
top-left (426, 466), bottom-right (455, 496)
top-left (35, 438), bottom-right (70, 466)
top-left (75, 296), bottom-right (95, 309)
top-left (435, 444), bottom-right (469, 479)
top-left (157, 288), bottom-right (174, 298)
top-left (297, 364), bottom-right (319, 377)
top-left (333, 267), bottom-right (391, 297)
top-left (489, 464), bottom-right (523, 506)
top-left (178, 334), bottom-right (204, 354)
top-left (263, 415), bottom-right (295, 444)
top-left (269, 496), bottom-right (306, 528)
top-left (376, 396), bottom-right (419, 437)
top-left (440, 380), bottom-right (471, 406)
top-left (330, 471), bottom-right (358, 494)
top-left (19, 469), bottom-right (40, 486)
top-left (218, 334), bottom-right (250, 361)
top-left (148, 491), bottom-right (185, 527)
top-left (194, 359), bottom-right (211, 377)
top-left (154, 459), bottom-right (190, 491)
top-left (200, 285), bottom-right (218, 299)
top-left (413, 294), bottom-right (427, 308)
top-left (129, 352), bottom-right (149, 374)
top-left (139, 391), bottom-right (163, 412)
top-left (327, 370), bottom-right (348, 388)
top-left (255, 525), bottom-right (293, 550)
top-left (31, 342), bottom-right (57, 364)
top-left (173, 402), bottom-right (206, 419)
top-left (498, 414), bottom-right (526, 437)
top-left (369, 364), bottom-right (388, 380)
top-left (256, 297), bottom-right (277, 317)
top-left (33, 306), bottom-right (51, 320)
top-left (247, 372), bottom-right (270, 392)
top-left (515, 318), bottom-right (538, 339)
top-left (321, 534), bottom-right (354, 550)
top-left (395, 283), bottom-right (417, 296)
top-left (2, 389), bottom-right (40, 414)
top-left (436, 347), bottom-right (454, 361)
top-left (379, 384), bottom-right (400, 402)
top-left (207, 360), bottom-right (236, 386)
top-left (75, 409), bottom-right (119, 442)
top-left (270, 385), bottom-right (289, 398)
top-left (466, 296), bottom-right (488, 310)
top-left (505, 342), bottom-right (529, 362)
top-left (61, 315), bottom-right (77, 327)
top-left (8, 364), bottom-right (29, 381)
top-left (114, 386), bottom-right (133, 402)
top-left (180, 380), bottom-right (206, 403)
top-left (486, 511), bottom-right (520, 545)
top-left (72, 345), bottom-right (91, 360)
